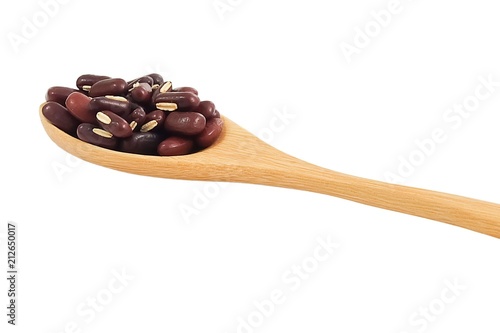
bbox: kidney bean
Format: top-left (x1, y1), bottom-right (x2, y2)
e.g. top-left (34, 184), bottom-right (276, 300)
top-left (89, 78), bottom-right (128, 97)
top-left (125, 107), bottom-right (146, 131)
top-left (130, 83), bottom-right (153, 104)
top-left (120, 132), bottom-right (164, 155)
top-left (195, 118), bottom-right (224, 148)
top-left (194, 101), bottom-right (217, 119)
top-left (65, 92), bottom-right (96, 124)
top-left (164, 111), bottom-right (206, 136)
top-left (46, 86), bottom-right (79, 105)
top-left (140, 110), bottom-right (166, 133)
top-left (77, 123), bottom-right (117, 150)
top-left (127, 76), bottom-right (154, 91)
top-left (96, 111), bottom-right (133, 138)
top-left (42, 102), bottom-right (80, 135)
top-left (172, 86), bottom-right (198, 95)
top-left (213, 110), bottom-right (220, 118)
top-left (158, 81), bottom-right (172, 93)
top-left (149, 81), bottom-right (171, 110)
top-left (147, 73), bottom-right (164, 86)
top-left (76, 74), bottom-right (110, 91)
top-left (155, 92), bottom-right (200, 112)
top-left (158, 137), bottom-right (194, 156)
top-left (89, 96), bottom-right (132, 117)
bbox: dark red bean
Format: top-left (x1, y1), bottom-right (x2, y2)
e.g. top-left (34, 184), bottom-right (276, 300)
top-left (213, 110), bottom-right (220, 118)
top-left (127, 76), bottom-right (154, 90)
top-left (125, 107), bottom-right (146, 130)
top-left (164, 111), bottom-right (206, 136)
top-left (155, 92), bottom-right (200, 112)
top-left (120, 132), bottom-right (164, 155)
top-left (130, 83), bottom-right (153, 104)
top-left (194, 101), bottom-right (217, 119)
top-left (158, 81), bottom-right (172, 93)
top-left (147, 73), bottom-right (164, 86)
top-left (147, 81), bottom-right (172, 111)
top-left (89, 96), bottom-right (132, 117)
top-left (89, 78), bottom-right (128, 97)
top-left (65, 92), bottom-right (96, 124)
top-left (76, 74), bottom-right (110, 91)
top-left (77, 123), bottom-right (118, 150)
top-left (42, 102), bottom-right (80, 135)
top-left (149, 81), bottom-right (168, 110)
top-left (96, 111), bottom-right (133, 138)
top-left (195, 118), bottom-right (224, 148)
top-left (46, 86), bottom-right (79, 105)
top-left (158, 137), bottom-right (194, 156)
top-left (139, 110), bottom-right (166, 133)
top-left (172, 86), bottom-right (198, 95)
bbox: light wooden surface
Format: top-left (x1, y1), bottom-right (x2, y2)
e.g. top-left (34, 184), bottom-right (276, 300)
top-left (40, 106), bottom-right (500, 238)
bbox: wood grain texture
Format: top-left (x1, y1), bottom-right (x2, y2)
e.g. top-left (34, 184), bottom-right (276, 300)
top-left (40, 106), bottom-right (500, 238)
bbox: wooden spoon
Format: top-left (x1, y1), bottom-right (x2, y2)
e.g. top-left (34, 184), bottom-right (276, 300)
top-left (39, 106), bottom-right (500, 238)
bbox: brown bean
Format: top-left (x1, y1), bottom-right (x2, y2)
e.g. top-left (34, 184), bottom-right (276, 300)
top-left (89, 78), bottom-right (128, 97)
top-left (147, 73), bottom-right (164, 86)
top-left (120, 132), bottom-right (164, 155)
top-left (125, 107), bottom-right (146, 131)
top-left (46, 86), bottom-right (79, 105)
top-left (139, 110), bottom-right (166, 133)
top-left (130, 83), bottom-right (153, 104)
top-left (155, 92), bottom-right (200, 112)
top-left (195, 118), bottom-right (224, 148)
top-left (89, 96), bottom-right (132, 117)
top-left (158, 81), bottom-right (172, 93)
top-left (194, 101), bottom-right (217, 119)
top-left (65, 92), bottom-right (96, 124)
top-left (42, 102), bottom-right (80, 135)
top-left (127, 76), bottom-right (154, 90)
top-left (76, 74), bottom-right (111, 91)
top-left (77, 123), bottom-right (118, 150)
top-left (96, 111), bottom-right (133, 138)
top-left (164, 111), bottom-right (206, 136)
top-left (158, 137), bottom-right (194, 156)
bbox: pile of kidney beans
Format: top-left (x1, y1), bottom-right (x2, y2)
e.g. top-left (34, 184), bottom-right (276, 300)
top-left (42, 73), bottom-right (223, 156)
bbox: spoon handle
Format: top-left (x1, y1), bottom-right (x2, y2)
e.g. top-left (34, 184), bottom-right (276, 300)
top-left (254, 155), bottom-right (500, 238)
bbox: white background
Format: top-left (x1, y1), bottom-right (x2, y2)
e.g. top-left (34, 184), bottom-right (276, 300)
top-left (1, 0), bottom-right (500, 332)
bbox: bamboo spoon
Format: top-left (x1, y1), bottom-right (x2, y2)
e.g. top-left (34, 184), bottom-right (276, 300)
top-left (39, 106), bottom-right (500, 238)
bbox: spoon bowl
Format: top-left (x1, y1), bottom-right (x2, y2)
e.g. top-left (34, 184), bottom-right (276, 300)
top-left (39, 105), bottom-right (500, 238)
